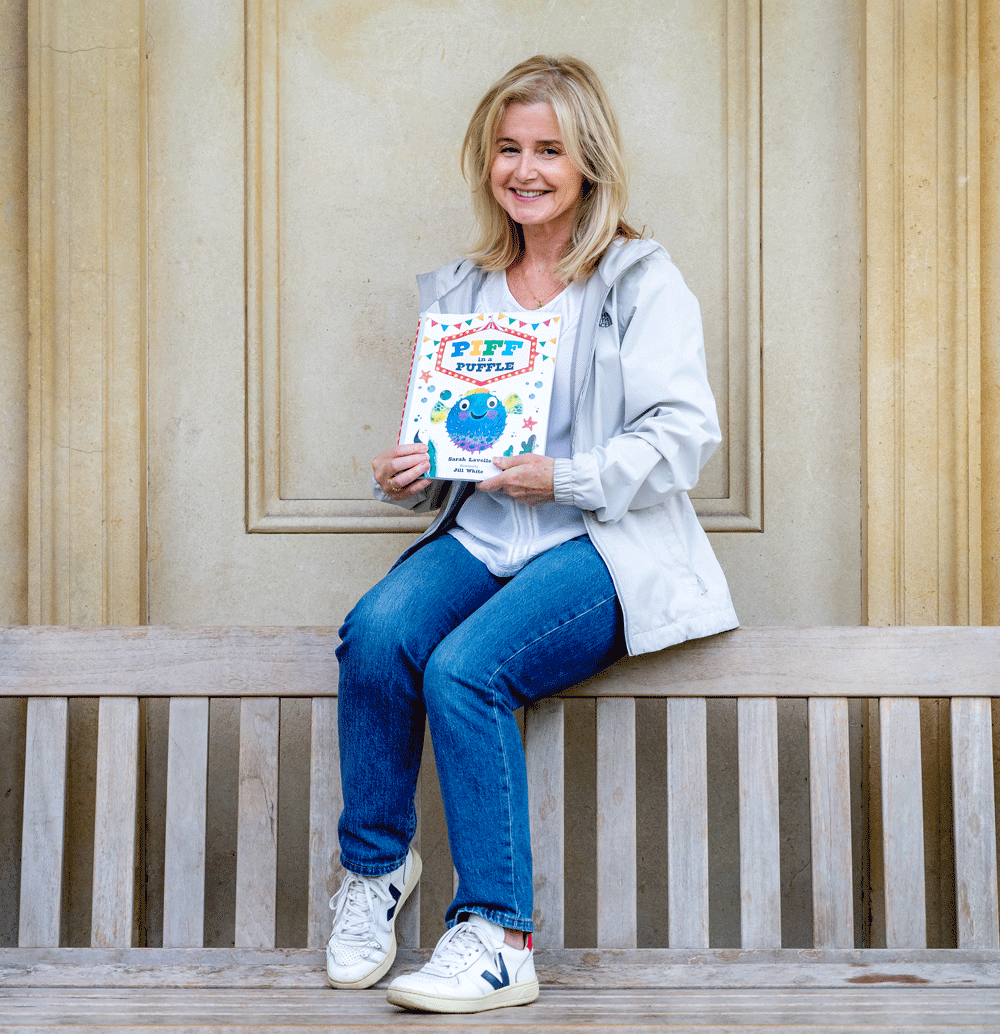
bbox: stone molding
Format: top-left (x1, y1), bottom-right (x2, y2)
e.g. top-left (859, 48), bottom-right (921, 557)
top-left (982, 0), bottom-right (1000, 627)
top-left (27, 0), bottom-right (146, 624)
top-left (865, 0), bottom-right (983, 626)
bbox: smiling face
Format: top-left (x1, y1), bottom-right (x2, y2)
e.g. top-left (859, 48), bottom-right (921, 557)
top-left (445, 391), bottom-right (509, 452)
top-left (490, 101), bottom-right (584, 241)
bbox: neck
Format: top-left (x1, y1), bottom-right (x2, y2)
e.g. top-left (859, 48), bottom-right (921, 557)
top-left (519, 223), bottom-right (572, 275)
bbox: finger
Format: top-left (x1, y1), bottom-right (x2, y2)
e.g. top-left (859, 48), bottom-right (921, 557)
top-left (491, 453), bottom-right (539, 468)
top-left (390, 450), bottom-right (428, 473)
top-left (401, 477), bottom-right (432, 496)
top-left (394, 459), bottom-right (430, 487)
top-left (373, 443), bottom-right (427, 480)
top-left (393, 442), bottom-right (430, 458)
top-left (386, 458), bottom-right (431, 492)
top-left (385, 459), bottom-right (427, 486)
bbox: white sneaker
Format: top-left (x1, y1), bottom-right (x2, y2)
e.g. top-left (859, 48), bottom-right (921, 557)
top-left (385, 913), bottom-right (539, 1013)
top-left (325, 849), bottom-right (421, 989)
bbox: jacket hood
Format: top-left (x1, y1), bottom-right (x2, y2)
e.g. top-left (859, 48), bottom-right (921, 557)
top-left (595, 236), bottom-right (663, 286)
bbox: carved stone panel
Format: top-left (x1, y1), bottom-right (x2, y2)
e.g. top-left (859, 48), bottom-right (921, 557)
top-left (246, 0), bottom-right (762, 532)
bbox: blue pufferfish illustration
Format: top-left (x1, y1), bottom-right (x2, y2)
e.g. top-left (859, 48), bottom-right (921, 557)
top-left (431, 389), bottom-right (522, 452)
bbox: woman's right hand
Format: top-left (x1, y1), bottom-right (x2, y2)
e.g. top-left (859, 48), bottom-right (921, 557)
top-left (373, 443), bottom-right (432, 500)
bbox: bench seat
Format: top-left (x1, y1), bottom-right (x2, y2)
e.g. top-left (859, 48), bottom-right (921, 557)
top-left (1, 625), bottom-right (999, 1031)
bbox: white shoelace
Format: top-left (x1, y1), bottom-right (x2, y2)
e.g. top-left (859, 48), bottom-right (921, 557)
top-left (329, 873), bottom-right (393, 944)
top-left (421, 921), bottom-right (499, 977)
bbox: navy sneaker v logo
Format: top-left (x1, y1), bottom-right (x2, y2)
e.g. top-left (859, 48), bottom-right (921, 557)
top-left (386, 882), bottom-right (401, 921)
top-left (481, 952), bottom-right (510, 990)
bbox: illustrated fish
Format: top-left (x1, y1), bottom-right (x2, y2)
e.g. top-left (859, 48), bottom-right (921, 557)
top-left (431, 389), bottom-right (522, 452)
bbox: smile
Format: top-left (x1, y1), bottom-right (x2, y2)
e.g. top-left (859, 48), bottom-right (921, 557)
top-left (512, 189), bottom-right (548, 198)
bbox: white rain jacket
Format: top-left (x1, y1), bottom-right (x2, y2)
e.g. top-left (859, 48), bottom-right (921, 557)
top-left (378, 237), bottom-right (739, 655)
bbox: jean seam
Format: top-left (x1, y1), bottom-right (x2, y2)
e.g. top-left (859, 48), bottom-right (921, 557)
top-left (488, 678), bottom-right (519, 920)
top-left (484, 590), bottom-right (619, 691)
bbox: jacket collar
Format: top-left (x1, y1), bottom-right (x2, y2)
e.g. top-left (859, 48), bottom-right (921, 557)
top-left (417, 237), bottom-right (664, 312)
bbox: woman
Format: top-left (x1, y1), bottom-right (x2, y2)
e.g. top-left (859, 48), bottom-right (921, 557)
top-left (326, 55), bottom-right (738, 1015)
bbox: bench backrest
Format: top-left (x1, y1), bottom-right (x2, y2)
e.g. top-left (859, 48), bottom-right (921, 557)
top-left (3, 626), bottom-right (999, 952)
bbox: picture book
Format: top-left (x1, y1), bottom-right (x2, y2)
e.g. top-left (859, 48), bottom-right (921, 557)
top-left (397, 311), bottom-right (562, 481)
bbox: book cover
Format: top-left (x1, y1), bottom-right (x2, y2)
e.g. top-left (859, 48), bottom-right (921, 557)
top-left (397, 311), bottom-right (561, 481)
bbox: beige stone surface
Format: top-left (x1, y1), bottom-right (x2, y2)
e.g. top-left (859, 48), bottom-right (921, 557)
top-left (983, 0), bottom-right (1000, 626)
top-left (709, 0), bottom-right (863, 626)
top-left (1, 0), bottom-right (28, 628)
top-left (27, 0), bottom-right (145, 624)
top-left (148, 1), bottom-right (861, 622)
top-left (865, 0), bottom-right (982, 626)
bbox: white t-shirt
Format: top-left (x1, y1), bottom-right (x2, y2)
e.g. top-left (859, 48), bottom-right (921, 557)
top-left (448, 270), bottom-right (588, 576)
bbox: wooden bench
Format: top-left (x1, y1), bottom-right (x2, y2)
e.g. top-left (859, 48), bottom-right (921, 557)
top-left (1, 625), bottom-right (999, 1032)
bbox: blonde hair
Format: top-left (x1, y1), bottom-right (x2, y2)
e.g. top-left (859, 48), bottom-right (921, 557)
top-left (461, 55), bottom-right (641, 282)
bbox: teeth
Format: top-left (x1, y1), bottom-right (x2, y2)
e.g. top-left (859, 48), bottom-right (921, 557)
top-left (514, 190), bottom-right (545, 197)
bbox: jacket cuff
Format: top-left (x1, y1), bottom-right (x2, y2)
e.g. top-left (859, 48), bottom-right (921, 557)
top-left (552, 458), bottom-right (575, 506)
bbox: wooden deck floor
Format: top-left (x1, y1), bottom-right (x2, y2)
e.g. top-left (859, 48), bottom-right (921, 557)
top-left (3, 986), bottom-right (1000, 1032)
top-left (3, 949), bottom-right (999, 1032)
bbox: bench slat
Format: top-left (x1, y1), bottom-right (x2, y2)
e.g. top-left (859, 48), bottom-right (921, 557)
top-left (0, 627), bottom-right (339, 697)
top-left (235, 698), bottom-right (279, 948)
top-left (596, 697), bottom-right (637, 948)
top-left (880, 698), bottom-right (926, 947)
top-left (572, 626), bottom-right (1000, 698)
top-left (951, 697), bottom-right (1000, 948)
top-left (163, 698), bottom-right (209, 948)
top-left (5, 626), bottom-right (1000, 698)
top-left (307, 696), bottom-right (341, 949)
top-left (19, 697), bottom-right (68, 947)
top-left (667, 697), bottom-right (709, 948)
top-left (525, 699), bottom-right (565, 948)
top-left (809, 697), bottom-right (853, 948)
top-left (738, 697), bottom-right (781, 947)
top-left (91, 697), bottom-right (139, 948)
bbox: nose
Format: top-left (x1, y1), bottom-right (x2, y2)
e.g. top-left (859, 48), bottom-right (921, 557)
top-left (516, 150), bottom-right (538, 180)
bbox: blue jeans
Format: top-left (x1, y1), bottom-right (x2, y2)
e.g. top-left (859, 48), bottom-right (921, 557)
top-left (336, 533), bottom-right (625, 932)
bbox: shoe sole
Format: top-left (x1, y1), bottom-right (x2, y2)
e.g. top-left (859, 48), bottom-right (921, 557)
top-left (326, 849), bottom-right (423, 990)
top-left (386, 977), bottom-right (540, 1014)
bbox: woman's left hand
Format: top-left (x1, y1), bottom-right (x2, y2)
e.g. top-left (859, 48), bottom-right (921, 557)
top-left (478, 454), bottom-right (556, 505)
